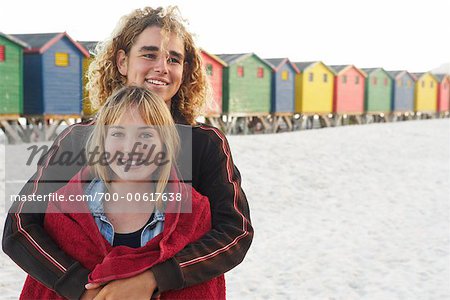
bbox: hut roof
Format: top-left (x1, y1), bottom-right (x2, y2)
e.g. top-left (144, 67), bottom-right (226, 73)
top-left (217, 53), bottom-right (252, 64)
top-left (329, 65), bottom-right (348, 73)
top-left (200, 49), bottom-right (227, 66)
top-left (265, 58), bottom-right (285, 69)
top-left (217, 53), bottom-right (273, 70)
top-left (386, 70), bottom-right (406, 79)
top-left (293, 61), bottom-right (317, 72)
top-left (294, 61), bottom-right (335, 75)
top-left (411, 72), bottom-right (424, 80)
top-left (386, 71), bottom-right (416, 81)
top-left (265, 58), bottom-right (299, 73)
top-left (0, 32), bottom-right (29, 48)
top-left (13, 32), bottom-right (89, 57)
top-left (329, 65), bottom-right (367, 77)
top-left (434, 73), bottom-right (449, 82)
top-left (78, 41), bottom-right (98, 55)
top-left (361, 68), bottom-right (385, 75)
top-left (411, 72), bottom-right (438, 81)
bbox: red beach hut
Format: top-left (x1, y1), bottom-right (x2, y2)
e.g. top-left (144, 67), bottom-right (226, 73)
top-left (435, 74), bottom-right (450, 113)
top-left (330, 65), bottom-right (366, 114)
top-left (200, 49), bottom-right (227, 116)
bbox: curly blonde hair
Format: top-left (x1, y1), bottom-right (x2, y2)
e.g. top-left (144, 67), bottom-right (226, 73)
top-left (86, 6), bottom-right (207, 124)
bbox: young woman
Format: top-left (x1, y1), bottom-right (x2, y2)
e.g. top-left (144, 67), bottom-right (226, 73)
top-left (20, 86), bottom-right (225, 300)
top-left (3, 6), bottom-right (252, 300)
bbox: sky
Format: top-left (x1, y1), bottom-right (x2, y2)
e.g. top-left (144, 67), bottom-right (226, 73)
top-left (1, 0), bottom-right (449, 72)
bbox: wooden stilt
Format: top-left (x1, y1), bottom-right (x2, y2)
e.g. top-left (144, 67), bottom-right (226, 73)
top-left (0, 120), bottom-right (23, 144)
top-left (259, 116), bottom-right (271, 133)
top-left (283, 116), bottom-right (293, 131)
top-left (44, 119), bottom-right (64, 141)
top-left (319, 115), bottom-right (331, 128)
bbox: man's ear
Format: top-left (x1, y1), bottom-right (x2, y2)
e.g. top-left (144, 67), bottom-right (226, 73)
top-left (116, 49), bottom-right (128, 76)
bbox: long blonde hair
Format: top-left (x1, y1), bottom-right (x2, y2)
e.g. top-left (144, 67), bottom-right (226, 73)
top-left (86, 6), bottom-right (207, 124)
top-left (86, 86), bottom-right (180, 209)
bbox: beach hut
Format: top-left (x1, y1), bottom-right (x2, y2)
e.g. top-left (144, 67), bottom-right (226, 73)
top-left (265, 58), bottom-right (298, 114)
top-left (79, 41), bottom-right (98, 117)
top-left (200, 49), bottom-right (227, 116)
top-left (217, 53), bottom-right (273, 114)
top-left (12, 32), bottom-right (89, 116)
top-left (0, 32), bottom-right (28, 115)
top-left (412, 72), bottom-right (438, 113)
top-left (330, 65), bottom-right (366, 115)
top-left (435, 74), bottom-right (450, 113)
top-left (293, 61), bottom-right (334, 114)
top-left (361, 68), bottom-right (392, 114)
top-left (386, 70), bottom-right (415, 113)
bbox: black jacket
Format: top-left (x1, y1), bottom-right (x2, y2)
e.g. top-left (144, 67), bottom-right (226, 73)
top-left (2, 121), bottom-right (253, 299)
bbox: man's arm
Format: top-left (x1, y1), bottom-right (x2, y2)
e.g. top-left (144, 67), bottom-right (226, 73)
top-left (150, 125), bottom-right (253, 292)
top-left (3, 123), bottom-right (253, 297)
top-left (2, 123), bottom-right (93, 299)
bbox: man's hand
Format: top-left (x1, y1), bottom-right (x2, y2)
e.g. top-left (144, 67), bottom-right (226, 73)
top-left (87, 270), bottom-right (158, 300)
top-left (80, 286), bottom-right (103, 300)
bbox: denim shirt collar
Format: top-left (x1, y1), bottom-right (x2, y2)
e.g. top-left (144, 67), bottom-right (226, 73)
top-left (84, 179), bottom-right (165, 246)
top-left (85, 178), bottom-right (164, 221)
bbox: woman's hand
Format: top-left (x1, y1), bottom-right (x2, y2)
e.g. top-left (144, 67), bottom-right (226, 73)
top-left (86, 270), bottom-right (158, 300)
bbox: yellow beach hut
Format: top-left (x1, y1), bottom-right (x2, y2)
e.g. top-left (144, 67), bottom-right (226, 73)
top-left (412, 72), bottom-right (438, 113)
top-left (293, 61), bottom-right (334, 114)
top-left (79, 41), bottom-right (98, 117)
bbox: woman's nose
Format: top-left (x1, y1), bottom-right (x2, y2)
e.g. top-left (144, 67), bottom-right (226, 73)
top-left (122, 136), bottom-right (140, 155)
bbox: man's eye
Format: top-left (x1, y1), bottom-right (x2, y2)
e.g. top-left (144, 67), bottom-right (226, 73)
top-left (144, 54), bottom-right (157, 59)
top-left (168, 57), bottom-right (181, 64)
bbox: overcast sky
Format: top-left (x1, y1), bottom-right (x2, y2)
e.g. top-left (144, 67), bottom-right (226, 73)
top-left (1, 0), bottom-right (449, 72)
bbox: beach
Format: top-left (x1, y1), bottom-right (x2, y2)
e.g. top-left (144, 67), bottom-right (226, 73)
top-left (1, 119), bottom-right (449, 299)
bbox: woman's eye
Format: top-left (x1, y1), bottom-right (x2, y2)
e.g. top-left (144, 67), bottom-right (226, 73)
top-left (111, 132), bottom-right (125, 138)
top-left (140, 133), bottom-right (153, 139)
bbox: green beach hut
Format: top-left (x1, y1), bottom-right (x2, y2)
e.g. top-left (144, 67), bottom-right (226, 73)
top-left (217, 53), bottom-right (273, 114)
top-left (0, 32), bottom-right (28, 115)
top-left (362, 68), bottom-right (393, 114)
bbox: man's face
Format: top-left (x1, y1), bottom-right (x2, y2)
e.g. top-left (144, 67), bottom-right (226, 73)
top-left (117, 26), bottom-right (185, 105)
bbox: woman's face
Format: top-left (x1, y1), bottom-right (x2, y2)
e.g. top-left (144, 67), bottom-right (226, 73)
top-left (117, 26), bottom-right (185, 104)
top-left (104, 107), bottom-right (165, 182)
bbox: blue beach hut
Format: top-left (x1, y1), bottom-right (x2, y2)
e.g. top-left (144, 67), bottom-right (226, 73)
top-left (265, 58), bottom-right (299, 114)
top-left (12, 32), bottom-right (89, 115)
top-left (387, 70), bottom-right (415, 113)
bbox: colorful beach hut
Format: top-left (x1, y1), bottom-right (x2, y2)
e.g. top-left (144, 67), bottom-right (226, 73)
top-left (200, 49), bottom-right (227, 116)
top-left (265, 58), bottom-right (298, 114)
top-left (330, 65), bottom-right (366, 114)
top-left (293, 61), bottom-right (334, 114)
top-left (361, 68), bottom-right (392, 113)
top-left (79, 41), bottom-right (98, 117)
top-left (386, 70), bottom-right (415, 113)
top-left (435, 74), bottom-right (450, 113)
top-left (412, 72), bottom-right (438, 113)
top-left (217, 53), bottom-right (273, 114)
top-left (12, 32), bottom-right (89, 116)
top-left (0, 32), bottom-right (28, 115)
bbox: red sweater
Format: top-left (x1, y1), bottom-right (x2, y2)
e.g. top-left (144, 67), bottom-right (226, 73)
top-left (20, 168), bottom-right (225, 299)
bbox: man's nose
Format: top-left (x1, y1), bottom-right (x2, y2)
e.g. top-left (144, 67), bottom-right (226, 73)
top-left (153, 55), bottom-right (168, 74)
